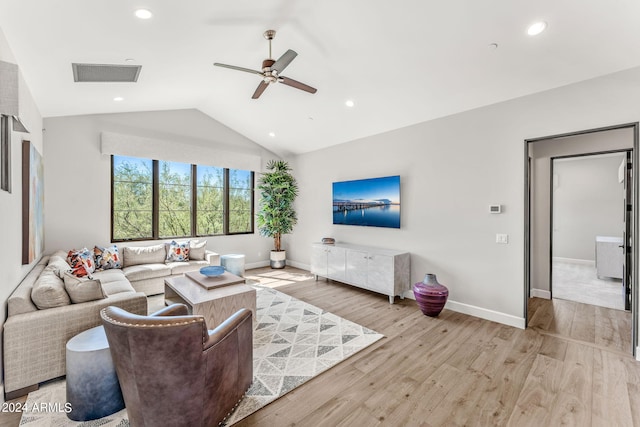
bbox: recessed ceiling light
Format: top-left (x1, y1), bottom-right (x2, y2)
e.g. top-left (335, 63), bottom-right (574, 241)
top-left (125, 58), bottom-right (135, 63)
top-left (345, 100), bottom-right (355, 107)
top-left (488, 43), bottom-right (498, 50)
top-left (527, 21), bottom-right (547, 36)
top-left (268, 132), bottom-right (275, 137)
top-left (113, 96), bottom-right (124, 102)
top-left (135, 9), bottom-right (153, 19)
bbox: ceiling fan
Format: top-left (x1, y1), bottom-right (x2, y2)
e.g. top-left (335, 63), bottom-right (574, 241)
top-left (214, 30), bottom-right (317, 99)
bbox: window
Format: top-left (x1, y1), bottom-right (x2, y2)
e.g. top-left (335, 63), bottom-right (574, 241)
top-left (158, 161), bottom-right (191, 238)
top-left (197, 165), bottom-right (224, 235)
top-left (112, 156), bottom-right (153, 240)
top-left (111, 155), bottom-right (254, 241)
top-left (229, 169), bottom-right (253, 233)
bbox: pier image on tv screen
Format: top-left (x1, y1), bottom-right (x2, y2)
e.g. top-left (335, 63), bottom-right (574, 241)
top-left (332, 175), bottom-right (400, 228)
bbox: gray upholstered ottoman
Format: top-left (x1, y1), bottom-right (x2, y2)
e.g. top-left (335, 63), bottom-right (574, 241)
top-left (66, 325), bottom-right (125, 421)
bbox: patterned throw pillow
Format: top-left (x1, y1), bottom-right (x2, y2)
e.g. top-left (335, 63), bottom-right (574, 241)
top-left (166, 240), bottom-right (190, 262)
top-left (67, 248), bottom-right (96, 278)
top-left (94, 245), bottom-right (122, 270)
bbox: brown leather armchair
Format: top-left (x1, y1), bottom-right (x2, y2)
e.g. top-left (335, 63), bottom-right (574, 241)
top-left (100, 304), bottom-right (253, 427)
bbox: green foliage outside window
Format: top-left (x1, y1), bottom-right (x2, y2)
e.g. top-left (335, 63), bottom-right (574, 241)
top-left (112, 155), bottom-right (253, 241)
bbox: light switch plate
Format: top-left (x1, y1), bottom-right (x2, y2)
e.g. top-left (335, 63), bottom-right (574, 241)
top-left (496, 234), bottom-right (509, 244)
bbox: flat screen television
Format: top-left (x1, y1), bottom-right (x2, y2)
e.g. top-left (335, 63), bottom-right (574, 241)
top-left (332, 175), bottom-right (400, 228)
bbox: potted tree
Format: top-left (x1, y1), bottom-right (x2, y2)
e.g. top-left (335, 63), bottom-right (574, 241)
top-left (256, 160), bottom-right (299, 268)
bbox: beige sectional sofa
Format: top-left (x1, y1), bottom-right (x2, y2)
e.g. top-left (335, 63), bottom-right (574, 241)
top-left (3, 242), bottom-right (220, 399)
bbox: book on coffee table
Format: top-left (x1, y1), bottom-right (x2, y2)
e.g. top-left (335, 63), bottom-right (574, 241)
top-left (185, 271), bottom-right (245, 290)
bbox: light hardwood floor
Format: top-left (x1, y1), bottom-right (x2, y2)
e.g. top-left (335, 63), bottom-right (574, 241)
top-left (238, 267), bottom-right (639, 427)
top-left (1, 267), bottom-right (638, 427)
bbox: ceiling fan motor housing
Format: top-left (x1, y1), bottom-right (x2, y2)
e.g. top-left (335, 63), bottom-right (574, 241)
top-left (262, 59), bottom-right (277, 83)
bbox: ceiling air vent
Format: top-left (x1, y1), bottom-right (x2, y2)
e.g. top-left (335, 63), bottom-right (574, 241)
top-left (72, 63), bottom-right (141, 83)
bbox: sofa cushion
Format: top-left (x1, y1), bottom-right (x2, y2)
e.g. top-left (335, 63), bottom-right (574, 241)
top-left (189, 241), bottom-right (207, 260)
top-left (123, 244), bottom-right (166, 267)
top-left (94, 245), bottom-right (122, 270)
top-left (167, 260), bottom-right (211, 275)
top-left (31, 268), bottom-right (71, 309)
top-left (93, 269), bottom-right (127, 284)
top-left (102, 279), bottom-right (136, 296)
top-left (122, 263), bottom-right (171, 282)
top-left (63, 272), bottom-right (106, 303)
top-left (166, 240), bottom-right (190, 262)
top-left (47, 256), bottom-right (71, 279)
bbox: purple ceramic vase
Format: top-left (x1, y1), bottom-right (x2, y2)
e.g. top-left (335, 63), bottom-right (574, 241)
top-left (413, 274), bottom-right (449, 317)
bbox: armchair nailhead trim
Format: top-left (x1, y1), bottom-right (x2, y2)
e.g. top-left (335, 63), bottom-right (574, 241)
top-left (219, 383), bottom-right (253, 426)
top-left (102, 311), bottom-right (203, 328)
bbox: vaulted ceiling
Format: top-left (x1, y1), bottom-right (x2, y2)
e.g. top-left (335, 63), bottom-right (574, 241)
top-left (1, 1), bottom-right (639, 156)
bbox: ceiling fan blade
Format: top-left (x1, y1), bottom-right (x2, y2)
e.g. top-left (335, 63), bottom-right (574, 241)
top-left (271, 49), bottom-right (297, 74)
top-left (252, 81), bottom-right (270, 99)
top-left (213, 63), bottom-right (263, 75)
top-left (278, 76), bottom-right (317, 94)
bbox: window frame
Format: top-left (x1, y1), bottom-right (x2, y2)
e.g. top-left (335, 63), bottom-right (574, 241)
top-left (111, 155), bottom-right (254, 242)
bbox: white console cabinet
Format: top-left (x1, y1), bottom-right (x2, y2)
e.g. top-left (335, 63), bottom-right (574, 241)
top-left (311, 243), bottom-right (411, 304)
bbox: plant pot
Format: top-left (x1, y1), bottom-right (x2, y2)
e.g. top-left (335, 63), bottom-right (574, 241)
top-left (270, 250), bottom-right (286, 269)
top-left (413, 273), bottom-right (449, 317)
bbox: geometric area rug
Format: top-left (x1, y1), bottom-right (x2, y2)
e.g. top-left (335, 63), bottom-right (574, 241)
top-left (19, 286), bottom-right (384, 426)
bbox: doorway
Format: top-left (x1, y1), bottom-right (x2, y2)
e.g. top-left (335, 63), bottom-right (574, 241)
top-left (551, 152), bottom-right (629, 311)
top-left (524, 123), bottom-right (638, 356)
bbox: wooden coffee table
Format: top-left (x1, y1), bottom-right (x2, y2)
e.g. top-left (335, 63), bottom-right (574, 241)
top-left (164, 272), bottom-right (256, 328)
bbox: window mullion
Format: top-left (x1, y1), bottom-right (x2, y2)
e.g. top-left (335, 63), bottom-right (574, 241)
top-left (191, 164), bottom-right (197, 237)
top-left (224, 168), bottom-right (230, 234)
top-left (152, 160), bottom-right (159, 239)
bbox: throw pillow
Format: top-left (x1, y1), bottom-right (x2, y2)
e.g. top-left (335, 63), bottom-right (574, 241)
top-left (166, 240), bottom-right (190, 262)
top-left (94, 245), bottom-right (122, 270)
top-left (189, 240), bottom-right (207, 260)
top-left (63, 272), bottom-right (106, 303)
top-left (67, 248), bottom-right (96, 278)
top-left (123, 244), bottom-right (166, 267)
top-left (31, 269), bottom-right (71, 309)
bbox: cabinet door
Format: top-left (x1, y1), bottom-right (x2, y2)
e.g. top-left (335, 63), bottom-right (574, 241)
top-left (346, 250), bottom-right (368, 286)
top-left (367, 254), bottom-right (394, 294)
top-left (327, 246), bottom-right (346, 281)
top-left (310, 245), bottom-right (328, 276)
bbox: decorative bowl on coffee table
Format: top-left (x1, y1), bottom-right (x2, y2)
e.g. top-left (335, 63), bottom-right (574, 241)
top-left (200, 266), bottom-right (225, 277)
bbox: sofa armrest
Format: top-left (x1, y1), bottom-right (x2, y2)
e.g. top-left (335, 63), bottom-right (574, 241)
top-left (205, 250), bottom-right (220, 266)
top-left (3, 292), bottom-right (148, 394)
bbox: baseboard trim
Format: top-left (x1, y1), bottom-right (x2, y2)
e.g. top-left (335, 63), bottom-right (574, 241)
top-left (246, 260), bottom-right (270, 270)
top-left (287, 260), bottom-right (309, 271)
top-left (552, 257), bottom-right (595, 266)
top-left (530, 289), bottom-right (551, 299)
top-left (403, 293), bottom-right (525, 329)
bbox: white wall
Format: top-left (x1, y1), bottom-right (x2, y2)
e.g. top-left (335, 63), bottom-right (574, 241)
top-left (553, 154), bottom-right (625, 261)
top-left (529, 129), bottom-right (632, 295)
top-left (0, 27), bottom-right (43, 399)
top-left (288, 65), bottom-right (640, 329)
top-left (42, 109), bottom-right (279, 267)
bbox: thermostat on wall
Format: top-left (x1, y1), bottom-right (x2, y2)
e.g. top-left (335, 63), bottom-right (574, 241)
top-left (490, 204), bottom-right (502, 214)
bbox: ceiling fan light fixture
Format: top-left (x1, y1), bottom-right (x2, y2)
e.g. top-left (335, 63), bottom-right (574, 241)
top-left (527, 21), bottom-right (547, 36)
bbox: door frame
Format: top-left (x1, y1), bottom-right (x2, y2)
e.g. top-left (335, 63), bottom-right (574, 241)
top-left (524, 122), bottom-right (639, 357)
